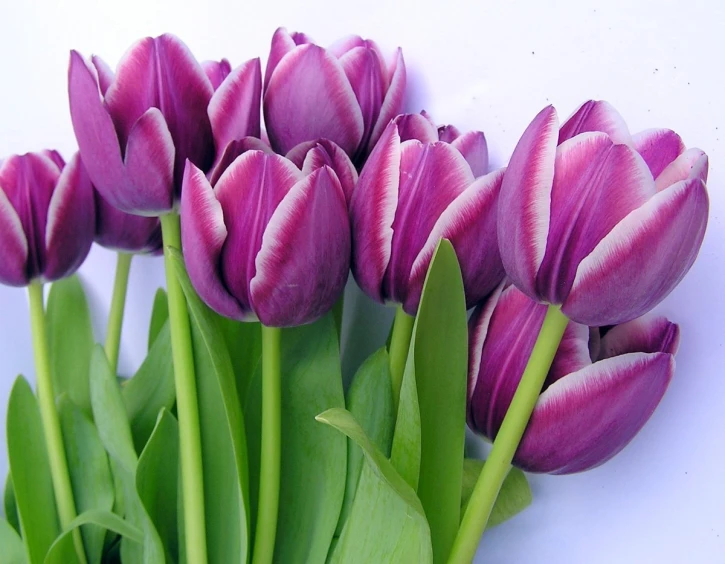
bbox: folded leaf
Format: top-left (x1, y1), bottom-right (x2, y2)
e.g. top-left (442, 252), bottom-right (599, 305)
top-left (147, 288), bottom-right (169, 350)
top-left (0, 517), bottom-right (25, 564)
top-left (4, 473), bottom-right (19, 534)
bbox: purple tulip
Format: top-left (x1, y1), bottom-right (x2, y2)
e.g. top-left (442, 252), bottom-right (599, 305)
top-left (263, 27), bottom-right (406, 163)
top-left (68, 34), bottom-right (262, 216)
top-left (468, 283), bottom-right (679, 474)
top-left (350, 112), bottom-right (504, 315)
top-left (180, 139), bottom-right (351, 327)
top-left (0, 151), bottom-right (95, 286)
top-left (94, 190), bottom-right (162, 254)
top-left (499, 100), bottom-right (709, 326)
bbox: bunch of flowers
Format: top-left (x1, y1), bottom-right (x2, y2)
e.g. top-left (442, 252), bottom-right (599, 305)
top-left (0, 28), bottom-right (709, 564)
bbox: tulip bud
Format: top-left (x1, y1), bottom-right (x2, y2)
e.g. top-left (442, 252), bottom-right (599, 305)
top-left (0, 151), bottom-right (95, 286)
top-left (498, 100), bottom-right (709, 326)
top-left (180, 139), bottom-right (351, 327)
top-left (263, 27), bottom-right (406, 164)
top-left (68, 34), bottom-right (261, 216)
top-left (468, 283), bottom-right (678, 474)
top-left (350, 113), bottom-right (504, 315)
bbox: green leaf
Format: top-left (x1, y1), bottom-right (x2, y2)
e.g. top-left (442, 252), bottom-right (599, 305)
top-left (409, 239), bottom-right (468, 562)
top-left (136, 409), bottom-right (180, 563)
top-left (4, 473), bottom-right (20, 534)
top-left (0, 517), bottom-right (26, 564)
top-left (147, 288), bottom-right (169, 350)
top-left (122, 322), bottom-right (176, 453)
top-left (46, 275), bottom-right (95, 414)
top-left (170, 248), bottom-right (249, 564)
top-left (460, 459), bottom-right (532, 528)
top-left (58, 397), bottom-right (115, 564)
top-left (337, 348), bottom-right (394, 535)
top-left (389, 340), bottom-right (421, 490)
top-left (216, 316), bottom-right (262, 408)
top-left (7, 376), bottom-right (61, 564)
top-left (317, 408), bottom-right (432, 564)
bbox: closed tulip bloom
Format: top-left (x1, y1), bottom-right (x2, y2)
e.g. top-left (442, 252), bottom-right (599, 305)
top-left (263, 27), bottom-right (406, 163)
top-left (468, 283), bottom-right (679, 474)
top-left (68, 34), bottom-right (262, 215)
top-left (499, 100), bottom-right (709, 326)
top-left (0, 151), bottom-right (94, 286)
top-left (181, 139), bottom-right (351, 327)
top-left (94, 190), bottom-right (162, 253)
top-left (351, 113), bottom-right (504, 315)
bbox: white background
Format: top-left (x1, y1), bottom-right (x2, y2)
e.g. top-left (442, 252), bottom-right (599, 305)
top-left (0, 0), bottom-right (723, 562)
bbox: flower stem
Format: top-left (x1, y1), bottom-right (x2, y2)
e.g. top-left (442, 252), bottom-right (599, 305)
top-left (160, 213), bottom-right (208, 564)
top-left (252, 325), bottom-right (282, 564)
top-left (388, 305), bottom-right (415, 410)
top-left (104, 252), bottom-right (132, 376)
top-left (447, 304), bottom-right (568, 564)
top-left (27, 282), bottom-right (87, 564)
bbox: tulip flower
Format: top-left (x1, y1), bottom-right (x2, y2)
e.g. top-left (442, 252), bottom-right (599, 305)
top-left (468, 283), bottom-right (678, 474)
top-left (180, 138), bottom-right (351, 327)
top-left (68, 34), bottom-right (262, 215)
top-left (0, 151), bottom-right (94, 286)
top-left (351, 112), bottom-right (504, 315)
top-left (498, 100), bottom-right (709, 326)
top-left (95, 191), bottom-right (162, 253)
top-left (263, 27), bottom-right (406, 163)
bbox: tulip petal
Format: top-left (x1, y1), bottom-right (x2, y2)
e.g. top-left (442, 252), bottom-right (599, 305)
top-left (368, 48), bottom-right (406, 156)
top-left (599, 316), bottom-right (680, 358)
top-left (565, 177), bottom-right (708, 325)
top-left (208, 136), bottom-right (273, 187)
top-left (264, 44), bottom-right (364, 156)
top-left (180, 162), bottom-right (246, 320)
top-left (350, 122), bottom-right (400, 303)
top-left (516, 352), bottom-right (673, 474)
top-left (95, 191), bottom-right (162, 253)
top-left (498, 105), bottom-right (558, 299)
top-left (558, 100), bottom-right (632, 145)
top-left (467, 282), bottom-right (505, 405)
top-left (202, 58), bottom-right (232, 90)
top-left (654, 148), bottom-right (708, 192)
top-left (42, 150), bottom-right (66, 171)
top-left (408, 169), bottom-right (504, 312)
top-left (263, 27), bottom-right (312, 90)
top-left (451, 131), bottom-right (488, 177)
top-left (545, 321), bottom-right (591, 387)
top-left (438, 124), bottom-right (462, 143)
top-left (536, 133), bottom-right (655, 304)
top-left (250, 166), bottom-right (350, 327)
top-left (328, 35), bottom-right (366, 58)
top-left (0, 182), bottom-right (28, 286)
top-left (291, 139), bottom-right (358, 205)
top-left (395, 113), bottom-right (439, 144)
top-left (208, 58), bottom-right (262, 152)
top-left (44, 153), bottom-right (95, 281)
top-left (632, 129), bottom-right (685, 179)
top-left (91, 55), bottom-right (114, 96)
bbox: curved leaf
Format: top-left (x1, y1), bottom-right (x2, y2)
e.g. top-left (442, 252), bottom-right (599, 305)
top-left (147, 288), bottom-right (169, 350)
top-left (4, 473), bottom-right (20, 534)
top-left (0, 516), bottom-right (26, 564)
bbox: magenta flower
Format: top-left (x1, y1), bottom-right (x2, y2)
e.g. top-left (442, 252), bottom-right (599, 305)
top-left (0, 151), bottom-right (94, 286)
top-left (68, 34), bottom-right (262, 216)
top-left (499, 100), bottom-right (709, 326)
top-left (94, 190), bottom-right (161, 254)
top-left (350, 113), bottom-right (504, 315)
top-left (263, 27), bottom-right (406, 163)
top-left (468, 283), bottom-right (679, 474)
top-left (180, 139), bottom-right (351, 327)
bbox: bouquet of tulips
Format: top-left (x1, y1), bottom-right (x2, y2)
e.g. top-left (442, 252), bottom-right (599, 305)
top-left (0, 27), bottom-right (709, 564)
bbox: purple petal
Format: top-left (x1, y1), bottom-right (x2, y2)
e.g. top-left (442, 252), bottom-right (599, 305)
top-left (292, 140), bottom-right (358, 205)
top-left (564, 177), bottom-right (709, 326)
top-left (468, 282), bottom-right (505, 405)
top-left (545, 321), bottom-right (591, 387)
top-left (395, 113), bottom-right (439, 144)
top-left (385, 141), bottom-right (475, 311)
top-left (632, 129), bottom-right (685, 179)
top-left (350, 122), bottom-right (400, 303)
top-left (536, 133), bottom-right (655, 304)
top-left (438, 124), bottom-right (462, 143)
top-left (44, 153), bottom-right (95, 281)
top-left (408, 169), bottom-right (504, 312)
top-left (208, 58), bottom-right (262, 153)
top-left (558, 100), bottom-right (632, 145)
top-left (328, 35), bottom-right (367, 58)
top-left (600, 316), bottom-right (680, 359)
top-left (0, 173), bottom-right (29, 286)
top-left (516, 352), bottom-right (673, 474)
top-left (208, 136), bottom-right (273, 187)
top-left (42, 150), bottom-right (66, 171)
top-left (264, 44), bottom-right (364, 156)
top-left (94, 190), bottom-right (162, 253)
top-left (654, 148), bottom-right (708, 192)
top-left (250, 166), bottom-right (350, 326)
top-left (91, 55), bottom-right (114, 96)
top-left (264, 27), bottom-right (312, 90)
top-left (202, 58), bottom-right (232, 91)
top-left (180, 161), bottom-right (246, 320)
top-left (497, 105), bottom-right (558, 300)
top-left (367, 48), bottom-right (406, 156)
top-left (451, 131), bottom-right (488, 177)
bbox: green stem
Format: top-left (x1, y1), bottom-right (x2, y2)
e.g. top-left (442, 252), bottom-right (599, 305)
top-left (252, 325), bottom-right (282, 564)
top-left (27, 282), bottom-right (87, 564)
top-left (104, 252), bottom-right (132, 376)
top-left (388, 306), bottom-right (415, 411)
top-left (160, 213), bottom-right (208, 564)
top-left (447, 305), bottom-right (568, 564)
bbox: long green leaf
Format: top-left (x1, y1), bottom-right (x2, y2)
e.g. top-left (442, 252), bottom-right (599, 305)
top-left (58, 397), bottom-right (114, 564)
top-left (7, 376), bottom-right (60, 564)
top-left (46, 275), bottom-right (95, 414)
top-left (318, 408), bottom-right (432, 564)
top-left (147, 288), bottom-right (169, 350)
top-left (122, 322), bottom-right (175, 453)
top-left (389, 343), bottom-right (421, 490)
top-left (216, 316), bottom-right (262, 408)
top-left (4, 473), bottom-right (20, 534)
top-left (1, 516), bottom-right (26, 564)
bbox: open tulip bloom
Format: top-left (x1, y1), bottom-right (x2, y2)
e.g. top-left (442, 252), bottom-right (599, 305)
top-left (0, 25), bottom-right (713, 564)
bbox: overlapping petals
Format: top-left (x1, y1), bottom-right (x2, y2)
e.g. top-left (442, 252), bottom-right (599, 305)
top-left (94, 191), bottom-right (162, 253)
top-left (498, 100), bottom-right (709, 326)
top-left (468, 283), bottom-right (678, 474)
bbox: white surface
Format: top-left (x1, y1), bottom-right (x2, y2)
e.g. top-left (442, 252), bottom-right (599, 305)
top-left (1, 0), bottom-right (723, 562)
